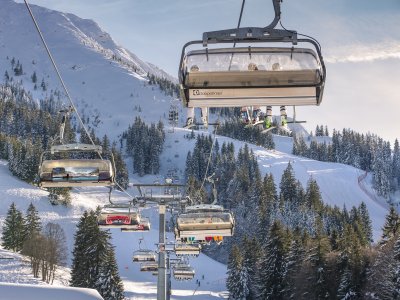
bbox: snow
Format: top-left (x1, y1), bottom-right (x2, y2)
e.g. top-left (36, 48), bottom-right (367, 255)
top-left (0, 282), bottom-right (104, 300)
top-left (0, 124), bottom-right (389, 298)
top-left (0, 0), bottom-right (393, 298)
top-left (0, 159), bottom-right (229, 299)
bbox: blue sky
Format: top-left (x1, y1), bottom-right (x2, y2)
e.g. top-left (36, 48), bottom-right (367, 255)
top-left (14, 0), bottom-right (400, 142)
top-left (18, 0), bottom-right (400, 74)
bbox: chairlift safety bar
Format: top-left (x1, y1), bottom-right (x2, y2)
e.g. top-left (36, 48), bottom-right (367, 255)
top-left (50, 143), bottom-right (103, 154)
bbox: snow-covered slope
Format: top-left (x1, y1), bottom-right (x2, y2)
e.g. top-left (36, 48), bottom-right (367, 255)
top-left (0, 0), bottom-right (176, 140)
top-left (159, 129), bottom-right (389, 241)
top-left (0, 159), bottom-right (228, 299)
top-left (0, 127), bottom-right (390, 298)
top-left (0, 1), bottom-right (392, 298)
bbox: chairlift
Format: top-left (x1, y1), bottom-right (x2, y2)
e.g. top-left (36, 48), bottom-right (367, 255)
top-left (38, 143), bottom-right (115, 188)
top-left (173, 263), bottom-right (195, 281)
top-left (178, 0), bottom-right (326, 112)
top-left (121, 216), bottom-right (151, 232)
top-left (175, 204), bottom-right (235, 243)
top-left (140, 262), bottom-right (159, 272)
top-left (168, 105), bottom-right (179, 123)
top-left (132, 249), bottom-right (157, 262)
top-left (174, 242), bottom-right (201, 257)
top-left (97, 203), bottom-right (141, 229)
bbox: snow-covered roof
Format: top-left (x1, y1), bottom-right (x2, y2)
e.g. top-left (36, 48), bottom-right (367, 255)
top-left (0, 283), bottom-right (104, 300)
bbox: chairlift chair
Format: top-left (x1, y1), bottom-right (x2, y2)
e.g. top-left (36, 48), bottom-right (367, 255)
top-left (178, 0), bottom-right (326, 111)
top-left (121, 216), bottom-right (150, 232)
top-left (38, 143), bottom-right (115, 188)
top-left (174, 242), bottom-right (201, 257)
top-left (132, 249), bottom-right (157, 262)
top-left (97, 203), bottom-right (141, 229)
top-left (175, 204), bottom-right (235, 243)
top-left (173, 263), bottom-right (195, 281)
top-left (140, 261), bottom-right (159, 272)
top-left (168, 105), bottom-right (179, 123)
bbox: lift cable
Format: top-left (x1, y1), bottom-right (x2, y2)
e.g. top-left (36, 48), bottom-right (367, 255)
top-left (228, 0), bottom-right (246, 71)
top-left (195, 124), bottom-right (219, 204)
top-left (196, 0), bottom-right (245, 202)
top-left (23, 0), bottom-right (135, 200)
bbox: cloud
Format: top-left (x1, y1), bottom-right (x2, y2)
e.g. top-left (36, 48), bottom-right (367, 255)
top-left (325, 41), bottom-right (400, 63)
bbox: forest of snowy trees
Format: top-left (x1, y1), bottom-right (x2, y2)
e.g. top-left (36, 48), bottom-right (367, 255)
top-left (184, 133), bottom-right (400, 299)
top-left (122, 116), bottom-right (165, 176)
top-left (293, 128), bottom-right (400, 199)
top-left (146, 72), bottom-right (179, 97)
top-left (218, 119), bottom-right (275, 149)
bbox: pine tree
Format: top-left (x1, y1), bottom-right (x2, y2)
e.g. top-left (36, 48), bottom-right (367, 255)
top-left (309, 221), bottom-right (331, 299)
top-left (227, 245), bottom-right (249, 300)
top-left (305, 177), bottom-right (323, 212)
top-left (242, 236), bottom-right (262, 299)
top-left (337, 265), bottom-right (354, 299)
top-left (258, 173), bottom-right (278, 241)
top-left (279, 162), bottom-right (298, 205)
top-left (96, 243), bottom-right (125, 300)
top-left (393, 139), bottom-right (400, 190)
top-left (257, 220), bottom-right (288, 300)
top-left (358, 202), bottom-right (373, 244)
top-left (284, 228), bottom-right (305, 299)
top-left (112, 146), bottom-right (129, 190)
top-left (393, 235), bottom-right (400, 299)
top-left (324, 126), bottom-right (329, 137)
top-left (70, 211), bottom-right (91, 287)
top-left (2, 202), bottom-right (25, 252)
top-left (70, 210), bottom-right (124, 298)
top-left (381, 206), bottom-right (400, 246)
top-left (31, 71), bottom-right (37, 83)
top-left (24, 202), bottom-right (42, 241)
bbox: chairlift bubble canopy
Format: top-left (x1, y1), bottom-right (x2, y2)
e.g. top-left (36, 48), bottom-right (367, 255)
top-left (179, 26), bottom-right (326, 109)
top-left (38, 143), bottom-right (115, 188)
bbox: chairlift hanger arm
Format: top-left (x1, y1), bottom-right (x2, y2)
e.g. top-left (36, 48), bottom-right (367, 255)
top-left (130, 184), bottom-right (186, 188)
top-left (268, 0), bottom-right (282, 29)
top-left (202, 0), bottom-right (284, 46)
top-left (202, 27), bottom-right (297, 47)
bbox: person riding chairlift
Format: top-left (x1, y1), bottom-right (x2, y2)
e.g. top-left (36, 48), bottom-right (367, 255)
top-left (264, 62), bottom-right (288, 130)
top-left (185, 65), bottom-right (205, 127)
top-left (242, 62), bottom-right (287, 129)
top-left (185, 62), bottom-right (288, 129)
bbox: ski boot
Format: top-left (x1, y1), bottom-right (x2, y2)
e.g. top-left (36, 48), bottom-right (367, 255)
top-left (184, 107), bottom-right (195, 128)
top-left (265, 106), bottom-right (273, 129)
top-left (280, 106), bottom-right (288, 129)
top-left (201, 107), bottom-right (209, 128)
top-left (184, 117), bottom-right (194, 128)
